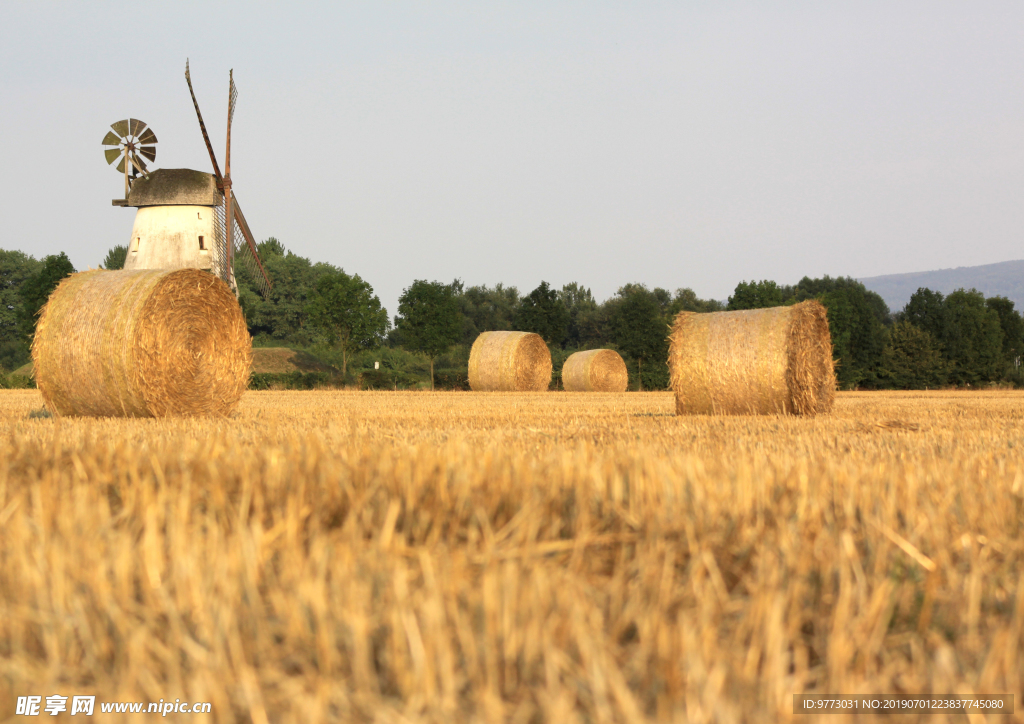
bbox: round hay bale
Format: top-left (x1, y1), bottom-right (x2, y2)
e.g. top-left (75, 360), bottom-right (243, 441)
top-left (468, 331), bottom-right (552, 391)
top-left (32, 268), bottom-right (252, 417)
top-left (562, 349), bottom-right (628, 392)
top-left (668, 300), bottom-right (835, 416)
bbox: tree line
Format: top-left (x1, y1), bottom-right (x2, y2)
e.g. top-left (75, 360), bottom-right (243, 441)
top-left (1, 240), bottom-right (1022, 391)
top-left (231, 240), bottom-right (727, 390)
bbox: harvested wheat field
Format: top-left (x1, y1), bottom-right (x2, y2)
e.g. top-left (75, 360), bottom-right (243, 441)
top-left (1, 389), bottom-right (1023, 722)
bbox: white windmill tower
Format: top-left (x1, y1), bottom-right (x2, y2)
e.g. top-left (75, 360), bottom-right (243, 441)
top-left (103, 61), bottom-right (271, 297)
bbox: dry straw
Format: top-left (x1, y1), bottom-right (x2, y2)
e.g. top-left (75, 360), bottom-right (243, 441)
top-left (33, 268), bottom-right (252, 417)
top-left (669, 300), bottom-right (836, 415)
top-left (468, 331), bottom-right (552, 391)
top-left (562, 349), bottom-right (628, 392)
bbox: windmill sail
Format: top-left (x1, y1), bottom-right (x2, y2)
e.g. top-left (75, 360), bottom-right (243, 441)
top-left (229, 196), bottom-right (271, 298)
top-left (184, 59), bottom-right (272, 298)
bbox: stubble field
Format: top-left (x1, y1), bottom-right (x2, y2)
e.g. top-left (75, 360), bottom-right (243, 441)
top-left (0, 389), bottom-right (1022, 723)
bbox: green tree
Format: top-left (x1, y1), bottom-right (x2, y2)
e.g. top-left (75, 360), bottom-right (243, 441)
top-left (985, 296), bottom-right (1024, 373)
top-left (101, 245), bottom-right (128, 270)
top-left (0, 250), bottom-right (42, 371)
top-left (234, 238), bottom-right (339, 347)
top-left (18, 252), bottom-right (75, 342)
top-left (457, 283), bottom-right (520, 345)
top-left (650, 287), bottom-right (673, 315)
top-left (879, 321), bottom-right (949, 389)
top-left (396, 280), bottom-right (463, 390)
top-left (610, 284), bottom-right (669, 391)
top-left (515, 281), bottom-right (570, 347)
top-left (559, 282), bottom-right (598, 349)
top-left (668, 288), bottom-right (725, 317)
top-left (727, 280), bottom-right (784, 310)
top-left (790, 276), bottom-right (890, 389)
top-left (902, 288), bottom-right (947, 343)
top-left (305, 270), bottom-right (389, 376)
top-left (942, 288), bottom-right (1003, 385)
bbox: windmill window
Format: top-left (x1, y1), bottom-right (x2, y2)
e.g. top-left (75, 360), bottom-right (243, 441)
top-left (198, 235), bottom-right (205, 250)
top-left (132, 237), bottom-right (140, 252)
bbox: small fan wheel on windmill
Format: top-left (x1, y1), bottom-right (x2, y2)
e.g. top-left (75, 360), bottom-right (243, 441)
top-left (102, 118), bottom-right (158, 193)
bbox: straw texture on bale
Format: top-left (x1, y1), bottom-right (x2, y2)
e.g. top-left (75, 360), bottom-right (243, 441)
top-left (669, 300), bottom-right (835, 416)
top-left (562, 349), bottom-right (629, 392)
top-left (33, 268), bottom-right (252, 417)
top-left (468, 331), bottom-right (552, 391)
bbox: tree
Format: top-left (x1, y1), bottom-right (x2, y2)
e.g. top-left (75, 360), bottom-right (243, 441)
top-left (304, 270), bottom-right (389, 377)
top-left (18, 252), bottom-right (75, 342)
top-left (395, 280), bottom-right (463, 390)
top-left (816, 284), bottom-right (886, 388)
top-left (879, 321), bottom-right (949, 389)
top-left (0, 250), bottom-right (42, 371)
top-left (727, 280), bottom-right (784, 310)
top-left (457, 283), bottom-right (520, 345)
top-left (985, 296), bottom-right (1024, 373)
top-left (902, 288), bottom-right (947, 343)
top-left (234, 238), bottom-right (340, 347)
top-left (559, 283), bottom-right (598, 349)
top-left (609, 284), bottom-right (669, 391)
top-left (942, 288), bottom-right (1003, 385)
top-left (789, 276), bottom-right (891, 389)
top-left (515, 281), bottom-right (569, 347)
top-left (650, 287), bottom-right (673, 315)
top-left (668, 288), bottom-right (725, 317)
top-left (101, 245), bottom-right (128, 270)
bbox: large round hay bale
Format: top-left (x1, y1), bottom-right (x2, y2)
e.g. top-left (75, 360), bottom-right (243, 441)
top-left (468, 331), bottom-right (552, 391)
top-left (669, 300), bottom-right (835, 416)
top-left (32, 268), bottom-right (252, 417)
top-left (562, 349), bottom-right (628, 392)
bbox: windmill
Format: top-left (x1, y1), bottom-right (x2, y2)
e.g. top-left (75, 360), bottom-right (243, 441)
top-left (103, 63), bottom-right (271, 298)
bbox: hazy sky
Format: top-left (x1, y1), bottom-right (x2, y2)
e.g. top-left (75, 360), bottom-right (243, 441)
top-left (2, 2), bottom-right (1021, 316)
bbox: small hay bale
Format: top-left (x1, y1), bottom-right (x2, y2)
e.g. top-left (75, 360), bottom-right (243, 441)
top-left (562, 349), bottom-right (628, 392)
top-left (33, 268), bottom-right (252, 417)
top-left (668, 300), bottom-right (835, 416)
top-left (468, 331), bottom-right (552, 391)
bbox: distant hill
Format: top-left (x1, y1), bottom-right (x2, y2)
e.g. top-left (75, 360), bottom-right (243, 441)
top-left (859, 260), bottom-right (1024, 314)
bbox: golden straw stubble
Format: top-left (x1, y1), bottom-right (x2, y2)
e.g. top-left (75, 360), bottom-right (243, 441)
top-left (468, 331), bottom-right (552, 391)
top-left (32, 268), bottom-right (252, 417)
top-left (668, 300), bottom-right (836, 415)
top-left (562, 349), bottom-right (628, 392)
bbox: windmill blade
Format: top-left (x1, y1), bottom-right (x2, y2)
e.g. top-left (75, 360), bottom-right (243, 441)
top-left (140, 146), bottom-right (156, 162)
top-left (138, 128), bottom-right (158, 145)
top-left (225, 69), bottom-right (237, 175)
top-left (115, 156), bottom-right (126, 174)
top-left (110, 119), bottom-right (130, 137)
top-left (129, 118), bottom-right (146, 136)
top-left (230, 195), bottom-right (272, 297)
top-left (104, 147), bottom-right (123, 165)
top-left (101, 131), bottom-right (121, 146)
top-left (184, 59), bottom-right (224, 182)
top-left (228, 70), bottom-right (237, 128)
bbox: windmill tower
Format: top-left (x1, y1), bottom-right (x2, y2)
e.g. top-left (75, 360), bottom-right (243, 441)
top-left (103, 61), bottom-right (271, 297)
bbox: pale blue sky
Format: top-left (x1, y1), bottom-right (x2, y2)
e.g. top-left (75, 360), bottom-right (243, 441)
top-left (2, 2), bottom-right (1021, 316)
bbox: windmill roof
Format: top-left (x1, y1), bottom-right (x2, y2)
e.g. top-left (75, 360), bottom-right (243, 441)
top-left (128, 168), bottom-right (220, 207)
